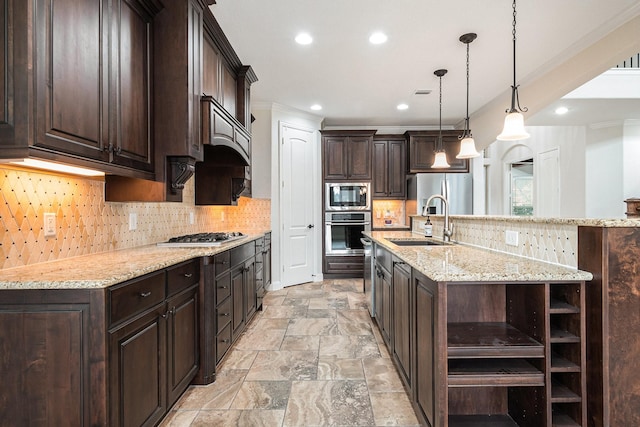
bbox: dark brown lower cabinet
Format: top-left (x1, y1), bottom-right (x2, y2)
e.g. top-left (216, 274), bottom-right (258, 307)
top-left (166, 285), bottom-right (199, 407)
top-left (109, 302), bottom-right (167, 427)
top-left (195, 240), bottom-right (260, 386)
top-left (414, 271), bottom-right (438, 427)
top-left (0, 260), bottom-right (200, 427)
top-left (371, 242), bottom-right (587, 426)
top-left (392, 259), bottom-right (412, 387)
top-left (0, 295), bottom-right (104, 426)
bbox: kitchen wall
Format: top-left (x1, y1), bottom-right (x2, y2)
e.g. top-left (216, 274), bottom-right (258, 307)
top-left (0, 166), bottom-right (270, 270)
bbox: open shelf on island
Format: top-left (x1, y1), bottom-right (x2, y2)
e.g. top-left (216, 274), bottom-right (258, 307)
top-left (551, 381), bottom-right (582, 403)
top-left (448, 359), bottom-right (544, 387)
top-left (448, 322), bottom-right (544, 358)
top-left (449, 414), bottom-right (520, 427)
top-left (551, 353), bottom-right (581, 373)
top-left (550, 298), bottom-right (580, 314)
top-left (550, 327), bottom-right (581, 343)
top-left (552, 412), bottom-right (581, 427)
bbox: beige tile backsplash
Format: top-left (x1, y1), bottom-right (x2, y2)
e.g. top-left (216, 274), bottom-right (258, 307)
top-left (413, 216), bottom-right (578, 268)
top-left (0, 167), bottom-right (270, 270)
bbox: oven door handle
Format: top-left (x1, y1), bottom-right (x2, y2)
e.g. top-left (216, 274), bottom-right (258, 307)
top-left (327, 221), bottom-right (371, 226)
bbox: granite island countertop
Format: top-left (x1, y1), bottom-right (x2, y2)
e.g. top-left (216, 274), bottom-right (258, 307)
top-left (365, 230), bottom-right (593, 282)
top-left (0, 232), bottom-right (269, 290)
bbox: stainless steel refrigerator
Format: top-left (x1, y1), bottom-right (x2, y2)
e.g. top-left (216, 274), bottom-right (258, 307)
top-left (407, 173), bottom-right (473, 216)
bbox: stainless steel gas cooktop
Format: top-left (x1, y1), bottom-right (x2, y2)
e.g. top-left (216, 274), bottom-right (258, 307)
top-left (157, 232), bottom-right (246, 247)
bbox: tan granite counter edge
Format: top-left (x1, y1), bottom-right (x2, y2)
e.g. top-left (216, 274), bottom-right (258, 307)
top-left (409, 214), bottom-right (640, 228)
top-left (0, 232), bottom-right (270, 290)
top-left (365, 231), bottom-right (593, 283)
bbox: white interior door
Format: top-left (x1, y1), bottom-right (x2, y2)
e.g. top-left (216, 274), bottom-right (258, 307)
top-left (537, 148), bottom-right (560, 217)
top-left (280, 124), bottom-right (315, 286)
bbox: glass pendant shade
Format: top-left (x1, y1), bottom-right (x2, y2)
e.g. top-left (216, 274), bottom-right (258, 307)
top-left (432, 151), bottom-right (450, 168)
top-left (497, 111), bottom-right (530, 141)
top-left (457, 136), bottom-right (480, 159)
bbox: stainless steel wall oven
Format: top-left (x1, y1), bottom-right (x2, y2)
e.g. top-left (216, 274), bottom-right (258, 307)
top-left (324, 212), bottom-right (371, 255)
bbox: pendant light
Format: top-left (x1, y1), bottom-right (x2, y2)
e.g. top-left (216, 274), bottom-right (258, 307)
top-left (457, 33), bottom-right (480, 159)
top-left (497, 0), bottom-right (530, 141)
top-left (432, 69), bottom-right (450, 169)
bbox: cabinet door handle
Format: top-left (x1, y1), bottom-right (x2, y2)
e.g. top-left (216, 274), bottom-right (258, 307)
top-left (139, 291), bottom-right (151, 298)
top-left (183, 273), bottom-right (193, 278)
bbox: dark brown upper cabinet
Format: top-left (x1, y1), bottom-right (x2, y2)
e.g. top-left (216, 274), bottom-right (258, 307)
top-left (406, 130), bottom-right (469, 173)
top-left (373, 136), bottom-right (406, 199)
top-left (321, 130), bottom-right (375, 181)
top-left (0, 0), bottom-right (161, 179)
top-left (151, 0), bottom-right (205, 201)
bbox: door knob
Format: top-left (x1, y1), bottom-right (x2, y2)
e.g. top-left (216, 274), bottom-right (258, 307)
top-left (307, 224), bottom-right (314, 229)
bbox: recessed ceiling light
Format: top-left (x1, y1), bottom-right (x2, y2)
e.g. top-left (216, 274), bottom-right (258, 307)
top-left (555, 106), bottom-right (569, 115)
top-left (369, 32), bottom-right (388, 45)
top-left (397, 104), bottom-right (409, 110)
top-left (310, 104), bottom-right (322, 111)
top-left (295, 33), bottom-right (313, 45)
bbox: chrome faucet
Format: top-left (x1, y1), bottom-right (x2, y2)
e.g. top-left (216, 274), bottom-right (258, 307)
top-left (425, 194), bottom-right (453, 242)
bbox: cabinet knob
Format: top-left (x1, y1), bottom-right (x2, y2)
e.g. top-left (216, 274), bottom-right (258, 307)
top-left (139, 291), bottom-right (151, 298)
top-left (221, 339), bottom-right (230, 343)
top-left (221, 312), bottom-right (230, 317)
top-left (219, 286), bottom-right (229, 289)
top-left (184, 273), bottom-right (193, 278)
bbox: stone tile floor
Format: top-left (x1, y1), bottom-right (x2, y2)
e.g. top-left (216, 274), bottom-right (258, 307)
top-left (160, 279), bottom-right (420, 427)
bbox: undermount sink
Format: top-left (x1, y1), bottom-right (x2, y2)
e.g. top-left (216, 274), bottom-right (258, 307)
top-left (388, 239), bottom-right (448, 246)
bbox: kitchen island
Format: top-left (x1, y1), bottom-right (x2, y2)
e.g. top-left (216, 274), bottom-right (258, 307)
top-left (0, 231), bottom-right (270, 427)
top-left (365, 230), bottom-right (592, 427)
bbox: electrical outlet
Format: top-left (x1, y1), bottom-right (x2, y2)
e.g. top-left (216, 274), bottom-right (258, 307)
top-left (129, 212), bottom-right (137, 231)
top-left (44, 213), bottom-right (56, 237)
top-left (505, 230), bottom-right (519, 247)
top-left (189, 211), bottom-right (195, 225)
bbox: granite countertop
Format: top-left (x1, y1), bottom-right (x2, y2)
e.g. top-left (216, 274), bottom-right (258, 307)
top-left (409, 214), bottom-right (640, 228)
top-left (0, 233), bottom-right (268, 290)
top-left (365, 230), bottom-right (593, 283)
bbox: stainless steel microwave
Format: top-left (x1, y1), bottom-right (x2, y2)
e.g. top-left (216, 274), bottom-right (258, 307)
top-left (325, 182), bottom-right (370, 211)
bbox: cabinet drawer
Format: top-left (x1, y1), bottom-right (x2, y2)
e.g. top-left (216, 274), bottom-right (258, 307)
top-left (216, 270), bottom-right (231, 302)
top-left (214, 251), bottom-right (230, 273)
top-left (167, 260), bottom-right (199, 297)
top-left (109, 272), bottom-right (165, 326)
top-left (216, 322), bottom-right (232, 364)
top-left (230, 242), bottom-right (255, 266)
top-left (216, 297), bottom-right (232, 334)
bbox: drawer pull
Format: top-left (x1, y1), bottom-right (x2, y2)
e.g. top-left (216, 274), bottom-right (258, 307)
top-left (184, 273), bottom-right (193, 278)
top-left (139, 291), bottom-right (152, 298)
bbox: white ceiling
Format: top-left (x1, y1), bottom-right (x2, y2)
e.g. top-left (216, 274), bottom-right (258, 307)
top-left (210, 1), bottom-right (640, 130)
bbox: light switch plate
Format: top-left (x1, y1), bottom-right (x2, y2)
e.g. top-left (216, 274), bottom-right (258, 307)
top-left (505, 230), bottom-right (519, 247)
top-left (44, 213), bottom-right (56, 237)
top-left (129, 212), bottom-right (137, 231)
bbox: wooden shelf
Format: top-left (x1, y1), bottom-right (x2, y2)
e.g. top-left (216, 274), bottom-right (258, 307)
top-left (449, 414), bottom-right (519, 427)
top-left (552, 412), bottom-right (581, 427)
top-left (551, 353), bottom-right (581, 373)
top-left (448, 359), bottom-right (544, 387)
top-left (448, 322), bottom-right (544, 358)
top-left (550, 327), bottom-right (581, 343)
top-left (551, 381), bottom-right (582, 403)
top-left (550, 298), bottom-right (580, 314)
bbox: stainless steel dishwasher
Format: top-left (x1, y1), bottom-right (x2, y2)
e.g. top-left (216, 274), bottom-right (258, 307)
top-left (361, 237), bottom-right (375, 317)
